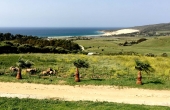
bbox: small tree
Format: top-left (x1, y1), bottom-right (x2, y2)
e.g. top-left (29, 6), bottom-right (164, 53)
top-left (135, 60), bottom-right (153, 85)
top-left (73, 59), bottom-right (89, 82)
top-left (16, 58), bottom-right (33, 79)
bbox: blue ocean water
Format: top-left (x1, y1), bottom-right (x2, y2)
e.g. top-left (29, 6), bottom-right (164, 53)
top-left (0, 27), bottom-right (121, 38)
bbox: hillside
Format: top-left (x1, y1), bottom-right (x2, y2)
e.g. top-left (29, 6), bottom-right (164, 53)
top-left (131, 22), bottom-right (170, 32)
top-left (101, 22), bottom-right (170, 37)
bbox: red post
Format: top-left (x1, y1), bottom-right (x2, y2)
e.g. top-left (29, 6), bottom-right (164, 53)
top-left (75, 68), bottom-right (80, 82)
top-left (136, 71), bottom-right (142, 85)
top-left (16, 68), bottom-right (22, 79)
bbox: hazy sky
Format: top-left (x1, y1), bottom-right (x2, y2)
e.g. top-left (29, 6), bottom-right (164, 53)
top-left (0, 0), bottom-right (170, 27)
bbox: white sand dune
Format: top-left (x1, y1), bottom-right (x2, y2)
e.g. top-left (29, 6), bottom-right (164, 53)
top-left (0, 82), bottom-right (170, 107)
top-left (103, 29), bottom-right (139, 36)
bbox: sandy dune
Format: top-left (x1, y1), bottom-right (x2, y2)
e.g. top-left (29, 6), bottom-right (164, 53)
top-left (103, 29), bottom-right (139, 36)
top-left (0, 82), bottom-right (170, 107)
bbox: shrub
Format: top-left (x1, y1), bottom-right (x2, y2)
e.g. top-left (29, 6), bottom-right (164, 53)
top-left (161, 53), bottom-right (168, 57)
top-left (145, 53), bottom-right (156, 57)
top-left (73, 59), bottom-right (89, 68)
top-left (135, 60), bottom-right (154, 73)
top-left (137, 38), bottom-right (147, 43)
top-left (16, 58), bottom-right (34, 68)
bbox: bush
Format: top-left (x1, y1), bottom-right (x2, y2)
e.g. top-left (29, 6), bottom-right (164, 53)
top-left (161, 53), bottom-right (168, 57)
top-left (137, 38), bottom-right (147, 43)
top-left (135, 60), bottom-right (154, 73)
top-left (73, 59), bottom-right (89, 68)
top-left (145, 53), bottom-right (156, 57)
top-left (16, 59), bottom-right (34, 68)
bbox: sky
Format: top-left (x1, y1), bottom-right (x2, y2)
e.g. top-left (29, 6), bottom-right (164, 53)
top-left (0, 0), bottom-right (170, 27)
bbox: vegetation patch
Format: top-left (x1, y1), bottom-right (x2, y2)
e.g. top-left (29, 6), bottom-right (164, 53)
top-left (0, 97), bottom-right (169, 110)
top-left (1, 54), bottom-right (170, 90)
top-left (0, 33), bottom-right (81, 54)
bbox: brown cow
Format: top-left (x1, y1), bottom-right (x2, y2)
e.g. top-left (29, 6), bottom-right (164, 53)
top-left (26, 68), bottom-right (37, 74)
top-left (9, 66), bottom-right (18, 72)
top-left (40, 68), bottom-right (56, 76)
top-left (41, 70), bottom-right (48, 76)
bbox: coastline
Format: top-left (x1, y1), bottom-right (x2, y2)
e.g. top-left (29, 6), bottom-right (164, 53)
top-left (0, 27), bottom-right (116, 38)
top-left (47, 34), bottom-right (104, 39)
top-left (101, 29), bottom-right (139, 36)
top-left (46, 28), bottom-right (140, 39)
top-left (1, 27), bottom-right (140, 39)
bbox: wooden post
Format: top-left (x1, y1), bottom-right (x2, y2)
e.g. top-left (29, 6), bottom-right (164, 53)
top-left (16, 68), bottom-right (22, 79)
top-left (75, 68), bottom-right (80, 82)
top-left (136, 71), bottom-right (142, 85)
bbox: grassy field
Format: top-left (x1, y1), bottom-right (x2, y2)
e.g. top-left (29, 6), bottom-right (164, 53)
top-left (157, 30), bottom-right (170, 33)
top-left (0, 53), bottom-right (170, 90)
top-left (0, 97), bottom-right (169, 110)
top-left (74, 36), bottom-right (170, 55)
top-left (1, 36), bottom-right (170, 109)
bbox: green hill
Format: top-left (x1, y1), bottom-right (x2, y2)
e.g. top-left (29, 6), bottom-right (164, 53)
top-left (131, 22), bottom-right (170, 32)
top-left (74, 36), bottom-right (170, 56)
top-left (135, 36), bottom-right (170, 47)
top-left (102, 22), bottom-right (170, 37)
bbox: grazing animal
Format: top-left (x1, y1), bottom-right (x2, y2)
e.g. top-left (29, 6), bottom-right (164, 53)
top-left (41, 70), bottom-right (48, 76)
top-left (40, 68), bottom-right (56, 76)
top-left (49, 71), bottom-right (53, 75)
top-left (26, 68), bottom-right (37, 74)
top-left (9, 66), bottom-right (18, 72)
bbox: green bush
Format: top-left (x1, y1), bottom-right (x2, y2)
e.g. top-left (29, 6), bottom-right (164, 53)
top-left (73, 59), bottom-right (89, 68)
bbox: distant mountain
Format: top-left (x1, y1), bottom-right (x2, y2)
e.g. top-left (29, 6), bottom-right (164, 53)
top-left (130, 22), bottom-right (170, 32)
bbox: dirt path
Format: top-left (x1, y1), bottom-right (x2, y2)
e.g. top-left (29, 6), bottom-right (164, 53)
top-left (0, 82), bottom-right (170, 107)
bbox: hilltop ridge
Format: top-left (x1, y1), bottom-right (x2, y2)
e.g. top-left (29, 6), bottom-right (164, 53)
top-left (102, 22), bottom-right (170, 36)
top-left (130, 22), bottom-right (170, 32)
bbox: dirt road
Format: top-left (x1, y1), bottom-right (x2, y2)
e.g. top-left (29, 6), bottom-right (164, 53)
top-left (0, 82), bottom-right (170, 107)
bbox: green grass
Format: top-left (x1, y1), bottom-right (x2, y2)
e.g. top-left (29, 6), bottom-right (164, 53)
top-left (0, 97), bottom-right (169, 110)
top-left (1, 54), bottom-right (170, 90)
top-left (1, 37), bottom-right (170, 109)
top-left (0, 74), bottom-right (169, 90)
top-left (157, 30), bottom-right (170, 33)
top-left (74, 36), bottom-right (170, 55)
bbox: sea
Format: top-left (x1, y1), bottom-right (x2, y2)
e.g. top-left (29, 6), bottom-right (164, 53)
top-left (0, 27), bottom-right (121, 38)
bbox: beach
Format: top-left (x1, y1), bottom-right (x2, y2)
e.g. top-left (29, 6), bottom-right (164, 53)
top-left (102, 29), bottom-right (139, 36)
